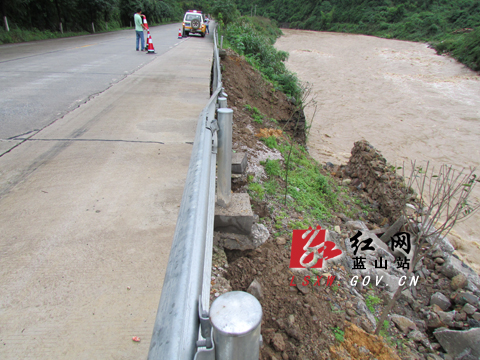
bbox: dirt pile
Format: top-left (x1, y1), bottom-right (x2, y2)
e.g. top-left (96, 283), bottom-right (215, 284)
top-left (346, 140), bottom-right (412, 223)
top-left (220, 49), bottom-right (306, 144)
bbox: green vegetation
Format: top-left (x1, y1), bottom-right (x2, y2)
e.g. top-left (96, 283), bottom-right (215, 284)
top-left (262, 136), bottom-right (278, 149)
top-left (332, 327), bottom-right (345, 342)
top-left (233, 0), bottom-right (480, 71)
top-left (0, 0), bottom-right (198, 44)
top-left (244, 104), bottom-right (264, 124)
top-left (215, 5), bottom-right (302, 99)
top-left (366, 294), bottom-right (383, 313)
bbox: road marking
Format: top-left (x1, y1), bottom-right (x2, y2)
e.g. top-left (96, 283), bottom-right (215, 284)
top-left (75, 44), bottom-right (96, 49)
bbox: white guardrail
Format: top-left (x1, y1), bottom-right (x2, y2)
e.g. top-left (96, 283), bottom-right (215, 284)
top-left (147, 26), bottom-right (263, 360)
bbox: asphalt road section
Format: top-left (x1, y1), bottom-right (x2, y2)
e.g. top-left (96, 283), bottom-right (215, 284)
top-left (0, 28), bottom-right (213, 359)
top-left (0, 23), bottom-right (187, 155)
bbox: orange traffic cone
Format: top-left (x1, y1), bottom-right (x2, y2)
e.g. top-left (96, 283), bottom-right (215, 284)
top-left (142, 15), bottom-right (149, 31)
top-left (146, 30), bottom-right (155, 54)
top-left (178, 28), bottom-right (183, 39)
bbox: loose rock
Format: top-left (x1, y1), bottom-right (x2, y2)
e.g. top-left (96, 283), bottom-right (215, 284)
top-left (430, 292), bottom-right (451, 311)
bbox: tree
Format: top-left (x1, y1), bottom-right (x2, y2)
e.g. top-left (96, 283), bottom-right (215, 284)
top-left (374, 162), bottom-right (480, 335)
top-left (211, 0), bottom-right (239, 26)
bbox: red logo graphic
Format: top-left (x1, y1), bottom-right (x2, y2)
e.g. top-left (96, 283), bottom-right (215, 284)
top-left (289, 225), bottom-right (343, 269)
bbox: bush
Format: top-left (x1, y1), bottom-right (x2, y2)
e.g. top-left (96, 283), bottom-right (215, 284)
top-left (222, 16), bottom-right (302, 99)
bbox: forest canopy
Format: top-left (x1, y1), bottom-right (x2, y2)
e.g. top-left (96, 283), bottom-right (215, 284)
top-left (232, 0), bottom-right (480, 70)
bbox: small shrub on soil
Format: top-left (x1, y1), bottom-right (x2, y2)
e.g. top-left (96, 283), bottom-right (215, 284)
top-left (262, 136), bottom-right (278, 149)
top-left (332, 327), bottom-right (345, 342)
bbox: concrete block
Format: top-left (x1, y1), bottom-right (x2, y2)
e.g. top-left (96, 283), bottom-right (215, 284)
top-left (214, 192), bottom-right (253, 235)
top-left (232, 152), bottom-right (247, 174)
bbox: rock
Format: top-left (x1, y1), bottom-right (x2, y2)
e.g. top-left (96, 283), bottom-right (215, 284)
top-left (342, 178), bottom-right (352, 185)
top-left (391, 314), bottom-right (417, 334)
top-left (356, 299), bottom-right (376, 330)
top-left (414, 319), bottom-right (427, 332)
top-left (435, 258), bottom-right (445, 265)
top-left (345, 220), bottom-right (368, 231)
top-left (287, 314), bottom-right (295, 325)
top-left (251, 224), bottom-right (270, 247)
top-left (346, 308), bottom-right (356, 317)
top-left (285, 325), bottom-right (301, 340)
top-left (374, 268), bottom-right (401, 294)
top-left (456, 312), bottom-right (468, 321)
top-left (463, 303), bottom-right (477, 315)
top-left (360, 318), bottom-right (375, 333)
top-left (426, 312), bottom-right (444, 329)
top-left (425, 355), bottom-right (443, 360)
top-left (276, 237), bottom-right (287, 245)
top-left (334, 225), bottom-right (341, 233)
top-left (473, 313), bottom-right (480, 322)
top-left (272, 333), bottom-right (286, 352)
top-left (401, 289), bottom-right (415, 305)
top-left (247, 279), bottom-right (263, 300)
top-left (433, 327), bottom-right (480, 358)
top-left (428, 235), bottom-right (455, 256)
top-left (452, 273), bottom-right (468, 291)
top-left (468, 319), bottom-right (480, 328)
top-left (455, 292), bottom-right (479, 307)
top-left (296, 282), bottom-right (310, 295)
top-left (408, 329), bottom-right (427, 342)
top-left (441, 256), bottom-right (480, 289)
top-left (430, 292), bottom-right (451, 311)
top-left (215, 232), bottom-right (255, 251)
top-left (438, 311), bottom-right (456, 327)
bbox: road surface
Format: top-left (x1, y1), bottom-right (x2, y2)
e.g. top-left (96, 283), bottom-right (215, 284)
top-left (0, 24), bottom-right (189, 154)
top-left (0, 24), bottom-right (213, 359)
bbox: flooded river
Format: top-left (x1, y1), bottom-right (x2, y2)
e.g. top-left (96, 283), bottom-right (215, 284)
top-left (276, 29), bottom-right (480, 271)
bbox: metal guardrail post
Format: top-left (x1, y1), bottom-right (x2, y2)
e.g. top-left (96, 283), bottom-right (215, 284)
top-left (216, 108), bottom-right (233, 208)
top-left (210, 292), bottom-right (263, 359)
top-left (218, 97), bottom-right (227, 109)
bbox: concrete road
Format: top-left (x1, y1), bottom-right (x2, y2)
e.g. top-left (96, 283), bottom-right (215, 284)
top-left (0, 26), bottom-right (213, 359)
top-left (0, 23), bottom-right (189, 154)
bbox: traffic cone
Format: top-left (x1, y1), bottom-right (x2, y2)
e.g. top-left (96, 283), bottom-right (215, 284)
top-left (142, 15), bottom-right (149, 31)
top-left (146, 30), bottom-right (155, 54)
top-left (178, 28), bottom-right (183, 39)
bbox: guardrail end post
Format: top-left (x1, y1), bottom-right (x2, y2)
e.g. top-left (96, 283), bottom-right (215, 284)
top-left (210, 291), bottom-right (263, 359)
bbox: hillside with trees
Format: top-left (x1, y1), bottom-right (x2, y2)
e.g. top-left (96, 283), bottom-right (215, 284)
top-left (0, 0), bottom-right (212, 43)
top-left (233, 0), bottom-right (480, 70)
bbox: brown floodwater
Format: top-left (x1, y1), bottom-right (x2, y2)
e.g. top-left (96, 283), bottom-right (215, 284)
top-left (276, 29), bottom-right (480, 271)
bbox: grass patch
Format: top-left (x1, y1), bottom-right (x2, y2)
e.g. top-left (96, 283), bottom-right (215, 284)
top-left (365, 295), bottom-right (383, 313)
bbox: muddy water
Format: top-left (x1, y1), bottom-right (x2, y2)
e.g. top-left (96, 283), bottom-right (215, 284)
top-left (276, 29), bottom-right (480, 271)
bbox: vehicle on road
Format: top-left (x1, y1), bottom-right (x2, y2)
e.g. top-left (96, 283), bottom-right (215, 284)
top-left (182, 10), bottom-right (206, 37)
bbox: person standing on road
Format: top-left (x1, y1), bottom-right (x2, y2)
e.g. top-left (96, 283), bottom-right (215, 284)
top-left (134, 8), bottom-right (146, 51)
top-left (205, 16), bottom-right (210, 34)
